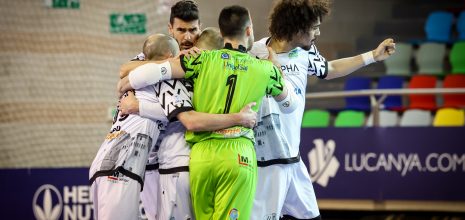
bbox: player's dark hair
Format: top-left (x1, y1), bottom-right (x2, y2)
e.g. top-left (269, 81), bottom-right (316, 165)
top-left (170, 0), bottom-right (200, 24)
top-left (269, 0), bottom-right (331, 41)
top-left (218, 5), bottom-right (250, 39)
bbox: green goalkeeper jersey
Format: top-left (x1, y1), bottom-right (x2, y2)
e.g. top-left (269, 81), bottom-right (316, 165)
top-left (180, 44), bottom-right (284, 144)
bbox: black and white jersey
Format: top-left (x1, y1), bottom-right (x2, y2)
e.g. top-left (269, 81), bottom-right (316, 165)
top-left (249, 37), bottom-right (328, 164)
top-left (89, 85), bottom-right (167, 187)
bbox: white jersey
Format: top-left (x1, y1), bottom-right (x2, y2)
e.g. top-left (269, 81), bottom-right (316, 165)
top-left (249, 37), bottom-right (328, 164)
top-left (157, 79), bottom-right (194, 170)
top-left (89, 85), bottom-right (166, 187)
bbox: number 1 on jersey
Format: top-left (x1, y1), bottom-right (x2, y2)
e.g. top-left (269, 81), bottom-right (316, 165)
top-left (224, 75), bottom-right (237, 113)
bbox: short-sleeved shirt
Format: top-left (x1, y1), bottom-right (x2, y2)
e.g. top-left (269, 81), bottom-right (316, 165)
top-left (180, 43), bottom-right (285, 144)
top-left (249, 37), bottom-right (328, 163)
top-left (157, 79), bottom-right (194, 169)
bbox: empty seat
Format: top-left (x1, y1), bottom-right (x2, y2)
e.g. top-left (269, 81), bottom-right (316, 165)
top-left (400, 109), bottom-right (432, 127)
top-left (302, 109), bottom-right (330, 128)
top-left (384, 42), bottom-right (413, 76)
top-left (377, 76), bottom-right (404, 110)
top-left (366, 110), bottom-right (399, 127)
top-left (433, 108), bottom-right (465, 126)
top-left (344, 77), bottom-right (371, 111)
top-left (408, 75), bottom-right (437, 110)
top-left (425, 11), bottom-right (454, 43)
top-left (457, 11), bottom-right (465, 40)
top-left (334, 110), bottom-right (365, 127)
top-left (416, 42), bottom-right (446, 75)
top-left (443, 74), bottom-right (465, 108)
top-left (449, 42), bottom-right (465, 74)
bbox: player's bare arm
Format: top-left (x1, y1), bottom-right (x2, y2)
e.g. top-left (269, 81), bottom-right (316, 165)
top-left (118, 92), bottom-right (257, 131)
top-left (177, 102), bottom-right (257, 131)
top-left (326, 38), bottom-right (396, 80)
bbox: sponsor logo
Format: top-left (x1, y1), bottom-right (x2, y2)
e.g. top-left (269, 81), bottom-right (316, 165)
top-left (344, 153), bottom-right (465, 175)
top-left (161, 67), bottom-right (167, 76)
top-left (229, 208), bottom-right (239, 220)
top-left (238, 154), bottom-right (251, 167)
top-left (225, 62), bottom-right (248, 71)
top-left (281, 101), bottom-right (290, 108)
top-left (107, 170), bottom-right (130, 184)
top-left (288, 49), bottom-right (298, 58)
top-left (32, 184), bottom-right (93, 220)
top-left (33, 184), bottom-right (63, 220)
top-left (308, 139), bottom-right (340, 187)
top-left (280, 64), bottom-right (300, 73)
top-left (221, 53), bottom-right (230, 59)
top-left (264, 213), bottom-right (277, 220)
top-left (214, 127), bottom-right (242, 137)
top-left (307, 139), bottom-right (465, 187)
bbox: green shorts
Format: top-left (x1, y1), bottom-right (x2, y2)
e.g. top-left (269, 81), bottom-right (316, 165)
top-left (189, 138), bottom-right (257, 220)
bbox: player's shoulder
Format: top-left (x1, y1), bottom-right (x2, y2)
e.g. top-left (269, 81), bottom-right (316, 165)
top-left (249, 37), bottom-right (269, 59)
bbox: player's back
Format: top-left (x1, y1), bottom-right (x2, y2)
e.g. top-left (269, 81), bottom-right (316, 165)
top-left (182, 45), bottom-right (284, 143)
top-left (89, 85), bottom-right (165, 183)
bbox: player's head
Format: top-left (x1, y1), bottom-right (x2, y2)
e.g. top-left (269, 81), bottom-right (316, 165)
top-left (143, 34), bottom-right (180, 61)
top-left (195, 27), bottom-right (224, 50)
top-left (169, 0), bottom-right (201, 50)
top-left (218, 5), bottom-right (254, 51)
top-left (269, 0), bottom-right (330, 50)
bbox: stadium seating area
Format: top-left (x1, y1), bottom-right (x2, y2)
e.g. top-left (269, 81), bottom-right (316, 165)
top-left (303, 9), bottom-right (465, 128)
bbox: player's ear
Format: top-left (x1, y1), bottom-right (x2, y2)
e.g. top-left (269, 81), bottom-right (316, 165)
top-left (168, 23), bottom-right (173, 35)
top-left (245, 26), bottom-right (252, 37)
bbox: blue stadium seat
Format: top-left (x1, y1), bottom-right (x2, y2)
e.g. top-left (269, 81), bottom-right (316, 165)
top-left (344, 77), bottom-right (371, 111)
top-left (457, 11), bottom-right (465, 40)
top-left (425, 11), bottom-right (454, 43)
top-left (377, 76), bottom-right (404, 110)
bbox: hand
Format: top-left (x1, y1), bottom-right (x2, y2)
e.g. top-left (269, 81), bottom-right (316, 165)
top-left (177, 46), bottom-right (202, 60)
top-left (118, 91), bottom-right (139, 115)
top-left (267, 46), bottom-right (284, 77)
top-left (238, 102), bottom-right (257, 128)
top-left (116, 76), bottom-right (132, 98)
top-left (373, 38), bottom-right (396, 62)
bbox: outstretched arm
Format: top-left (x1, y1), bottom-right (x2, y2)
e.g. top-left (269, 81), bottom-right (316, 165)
top-left (326, 38), bottom-right (396, 80)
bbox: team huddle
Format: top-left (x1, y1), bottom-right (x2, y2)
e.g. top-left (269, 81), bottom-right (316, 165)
top-left (89, 0), bottom-right (396, 219)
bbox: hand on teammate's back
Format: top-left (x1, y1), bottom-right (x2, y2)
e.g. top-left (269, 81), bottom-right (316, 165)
top-left (178, 46), bottom-right (202, 60)
top-left (373, 38), bottom-right (396, 62)
top-left (238, 102), bottom-right (257, 129)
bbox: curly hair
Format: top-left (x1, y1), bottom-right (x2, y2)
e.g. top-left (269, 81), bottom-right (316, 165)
top-left (269, 0), bottom-right (331, 42)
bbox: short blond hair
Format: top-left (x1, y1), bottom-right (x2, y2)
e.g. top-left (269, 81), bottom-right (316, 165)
top-left (195, 27), bottom-right (224, 50)
top-left (143, 34), bottom-right (179, 60)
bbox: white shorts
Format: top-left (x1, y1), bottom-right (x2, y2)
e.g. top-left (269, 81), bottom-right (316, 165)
top-left (251, 160), bottom-right (320, 220)
top-left (158, 171), bottom-right (194, 220)
top-left (91, 175), bottom-right (141, 220)
top-left (140, 169), bottom-right (160, 220)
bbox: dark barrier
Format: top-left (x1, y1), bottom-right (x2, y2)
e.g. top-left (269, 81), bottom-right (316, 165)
top-left (300, 127), bottom-right (465, 201)
top-left (1, 127), bottom-right (464, 219)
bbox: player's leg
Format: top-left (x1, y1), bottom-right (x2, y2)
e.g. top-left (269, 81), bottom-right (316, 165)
top-left (140, 169), bottom-right (160, 220)
top-left (211, 138), bottom-right (257, 220)
top-left (94, 175), bottom-right (141, 220)
top-left (250, 164), bottom-right (290, 220)
top-left (159, 171), bottom-right (194, 220)
top-left (189, 141), bottom-right (216, 219)
top-left (281, 160), bottom-right (320, 220)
